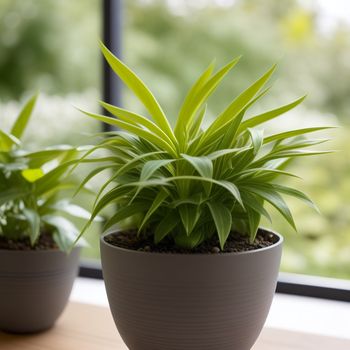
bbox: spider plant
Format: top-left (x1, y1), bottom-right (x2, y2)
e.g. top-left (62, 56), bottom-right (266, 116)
top-left (78, 43), bottom-right (331, 250)
top-left (0, 94), bottom-right (93, 252)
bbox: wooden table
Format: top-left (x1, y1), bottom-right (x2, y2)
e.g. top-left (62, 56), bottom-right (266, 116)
top-left (0, 302), bottom-right (349, 349)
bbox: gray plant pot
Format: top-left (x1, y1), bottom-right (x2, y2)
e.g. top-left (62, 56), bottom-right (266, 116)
top-left (0, 247), bottom-right (80, 334)
top-left (101, 230), bottom-right (283, 350)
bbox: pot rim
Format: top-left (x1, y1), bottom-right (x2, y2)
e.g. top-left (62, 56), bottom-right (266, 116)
top-left (101, 227), bottom-right (283, 257)
top-left (0, 246), bottom-right (80, 255)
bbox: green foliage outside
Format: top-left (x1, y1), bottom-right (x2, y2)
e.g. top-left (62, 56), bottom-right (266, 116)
top-left (0, 0), bottom-right (100, 99)
top-left (124, 1), bottom-right (350, 123)
top-left (0, 0), bottom-right (349, 277)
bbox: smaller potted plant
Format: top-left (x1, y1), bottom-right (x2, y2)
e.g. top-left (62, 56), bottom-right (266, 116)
top-left (77, 44), bottom-right (331, 349)
top-left (0, 95), bottom-right (93, 333)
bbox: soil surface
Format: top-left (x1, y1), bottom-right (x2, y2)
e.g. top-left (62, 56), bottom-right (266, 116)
top-left (105, 229), bottom-right (277, 254)
top-left (0, 233), bottom-right (58, 251)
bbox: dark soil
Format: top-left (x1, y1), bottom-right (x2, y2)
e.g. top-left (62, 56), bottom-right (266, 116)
top-left (105, 229), bottom-right (277, 254)
top-left (0, 233), bottom-right (58, 251)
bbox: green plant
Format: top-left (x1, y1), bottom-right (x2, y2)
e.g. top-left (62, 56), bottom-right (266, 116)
top-left (0, 95), bottom-right (93, 251)
top-left (78, 43), bottom-right (331, 250)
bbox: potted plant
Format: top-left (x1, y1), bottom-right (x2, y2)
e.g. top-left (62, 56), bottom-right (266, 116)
top-left (0, 95), bottom-right (93, 334)
top-left (78, 44), bottom-right (331, 349)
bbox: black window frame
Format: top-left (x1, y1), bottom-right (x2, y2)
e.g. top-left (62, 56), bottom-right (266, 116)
top-left (78, 0), bottom-right (350, 304)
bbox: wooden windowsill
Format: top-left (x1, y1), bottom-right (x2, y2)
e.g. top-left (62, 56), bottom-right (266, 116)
top-left (0, 302), bottom-right (349, 350)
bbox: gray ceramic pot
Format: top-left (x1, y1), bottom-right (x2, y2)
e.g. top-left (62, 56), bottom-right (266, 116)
top-left (0, 247), bottom-right (80, 333)
top-left (101, 230), bottom-right (283, 350)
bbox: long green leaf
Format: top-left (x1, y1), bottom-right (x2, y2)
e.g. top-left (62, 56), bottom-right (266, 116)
top-left (104, 202), bottom-right (149, 231)
top-left (140, 159), bottom-right (175, 182)
top-left (20, 146), bottom-right (76, 168)
top-left (92, 179), bottom-right (169, 222)
top-left (246, 207), bottom-right (261, 242)
top-left (100, 42), bottom-right (175, 142)
top-left (181, 154), bottom-right (213, 178)
top-left (207, 147), bottom-right (249, 160)
top-left (90, 152), bottom-right (167, 208)
top-left (80, 109), bottom-right (177, 156)
top-left (241, 191), bottom-right (271, 222)
top-left (181, 154), bottom-right (213, 195)
top-left (273, 138), bottom-right (329, 152)
top-left (207, 201), bottom-right (232, 250)
top-left (169, 193), bottom-right (203, 208)
top-left (73, 185), bottom-right (132, 246)
top-left (264, 127), bottom-right (333, 144)
top-left (248, 128), bottom-right (264, 155)
top-left (251, 149), bottom-right (332, 168)
top-left (176, 62), bottom-right (215, 135)
top-left (11, 94), bottom-right (38, 140)
top-left (138, 189), bottom-right (168, 233)
top-left (23, 208), bottom-right (40, 245)
top-left (243, 185), bottom-right (296, 230)
top-left (201, 65), bottom-right (276, 145)
top-left (73, 165), bottom-right (117, 197)
top-left (179, 203), bottom-right (201, 236)
top-left (218, 110), bottom-right (245, 150)
top-left (236, 168), bottom-right (300, 181)
top-left (188, 105), bottom-right (207, 140)
top-left (0, 130), bottom-right (20, 152)
top-left (174, 229), bottom-right (204, 249)
top-left (272, 184), bottom-right (319, 213)
top-left (165, 176), bottom-right (244, 208)
top-left (238, 95), bottom-right (306, 132)
top-left (100, 101), bottom-right (177, 149)
top-left (217, 87), bottom-right (272, 150)
top-left (155, 211), bottom-right (179, 244)
top-left (175, 57), bottom-right (241, 148)
top-left (33, 161), bottom-right (75, 195)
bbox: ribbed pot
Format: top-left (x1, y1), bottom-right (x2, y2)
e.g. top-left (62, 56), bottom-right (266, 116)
top-left (101, 230), bottom-right (283, 350)
top-left (0, 247), bottom-right (80, 333)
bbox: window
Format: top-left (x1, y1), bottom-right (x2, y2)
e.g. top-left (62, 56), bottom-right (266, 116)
top-left (0, 0), bottom-right (102, 258)
top-left (1, 0), bottom-right (350, 299)
top-left (119, 0), bottom-right (349, 283)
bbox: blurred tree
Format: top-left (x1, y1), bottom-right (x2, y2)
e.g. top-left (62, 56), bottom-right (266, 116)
top-left (0, 0), bottom-right (100, 100)
top-left (1, 0), bottom-right (349, 122)
top-left (123, 0), bottom-right (350, 125)
top-left (1, 0), bottom-right (350, 277)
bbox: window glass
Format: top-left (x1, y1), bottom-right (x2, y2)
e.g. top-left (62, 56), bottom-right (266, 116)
top-left (2, 0), bottom-right (350, 279)
top-left (0, 0), bottom-right (102, 258)
top-left (123, 0), bottom-right (349, 279)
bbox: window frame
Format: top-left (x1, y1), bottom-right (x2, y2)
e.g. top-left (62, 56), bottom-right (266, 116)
top-left (79, 0), bottom-right (350, 303)
top-left (79, 260), bottom-right (350, 302)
